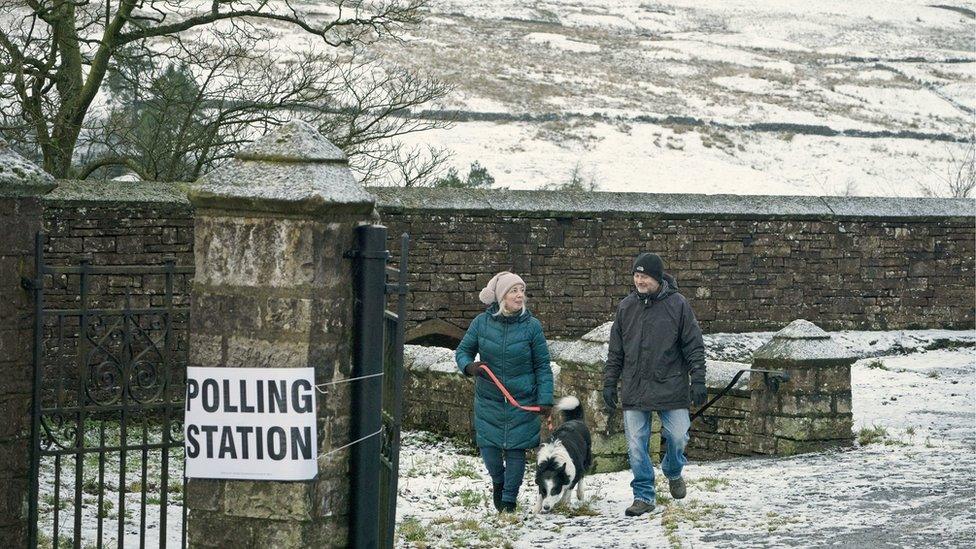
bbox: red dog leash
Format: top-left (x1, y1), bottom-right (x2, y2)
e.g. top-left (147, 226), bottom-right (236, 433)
top-left (477, 363), bottom-right (541, 412)
top-left (477, 363), bottom-right (554, 430)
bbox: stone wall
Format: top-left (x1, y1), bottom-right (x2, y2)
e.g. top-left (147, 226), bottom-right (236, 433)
top-left (28, 184), bottom-right (974, 344)
top-left (0, 194), bottom-right (44, 546)
top-left (373, 188), bottom-right (975, 340)
top-left (402, 343), bottom-right (758, 470)
top-left (402, 346), bottom-right (475, 445)
top-left (688, 387), bottom-right (753, 460)
top-left (0, 139), bottom-right (56, 547)
top-left (41, 181), bottom-right (194, 308)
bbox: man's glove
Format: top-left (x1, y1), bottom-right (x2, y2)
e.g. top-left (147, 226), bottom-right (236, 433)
top-left (691, 382), bottom-right (708, 407)
top-left (602, 384), bottom-right (618, 412)
top-left (464, 361), bottom-right (488, 378)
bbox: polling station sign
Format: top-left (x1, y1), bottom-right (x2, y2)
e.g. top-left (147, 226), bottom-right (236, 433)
top-left (184, 367), bottom-right (317, 480)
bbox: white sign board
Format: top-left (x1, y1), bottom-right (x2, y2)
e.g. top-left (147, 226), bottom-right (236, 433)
top-left (184, 367), bottom-right (318, 480)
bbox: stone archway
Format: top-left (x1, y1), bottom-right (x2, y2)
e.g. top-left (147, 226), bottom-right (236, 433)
top-left (405, 318), bottom-right (465, 348)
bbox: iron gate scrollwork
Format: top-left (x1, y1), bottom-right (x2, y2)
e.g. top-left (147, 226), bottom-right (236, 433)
top-left (27, 232), bottom-right (193, 549)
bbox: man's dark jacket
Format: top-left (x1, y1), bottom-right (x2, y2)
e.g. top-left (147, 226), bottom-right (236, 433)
top-left (603, 273), bottom-right (706, 411)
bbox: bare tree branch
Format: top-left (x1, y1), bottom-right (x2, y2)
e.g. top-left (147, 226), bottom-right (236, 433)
top-left (1, 0), bottom-right (446, 183)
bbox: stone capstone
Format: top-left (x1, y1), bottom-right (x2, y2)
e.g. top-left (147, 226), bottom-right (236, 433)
top-left (753, 319), bottom-right (858, 362)
top-left (0, 138), bottom-right (55, 196)
top-left (191, 121), bottom-right (374, 215)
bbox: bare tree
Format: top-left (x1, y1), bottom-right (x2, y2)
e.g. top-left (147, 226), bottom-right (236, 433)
top-left (541, 161), bottom-right (599, 191)
top-left (0, 0), bottom-right (451, 184)
top-left (918, 139), bottom-right (976, 199)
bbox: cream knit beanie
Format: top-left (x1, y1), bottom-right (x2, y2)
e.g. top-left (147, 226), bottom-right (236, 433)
top-left (478, 271), bottom-right (526, 305)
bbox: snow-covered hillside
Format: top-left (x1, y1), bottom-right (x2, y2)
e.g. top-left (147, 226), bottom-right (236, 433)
top-left (372, 0), bottom-right (975, 196)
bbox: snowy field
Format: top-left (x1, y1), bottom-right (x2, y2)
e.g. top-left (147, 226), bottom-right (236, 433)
top-left (394, 331), bottom-right (976, 548)
top-left (373, 0), bottom-right (976, 196)
top-left (4, 1), bottom-right (971, 196)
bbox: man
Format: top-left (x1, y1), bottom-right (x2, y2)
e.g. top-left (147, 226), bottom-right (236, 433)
top-left (603, 252), bottom-right (707, 516)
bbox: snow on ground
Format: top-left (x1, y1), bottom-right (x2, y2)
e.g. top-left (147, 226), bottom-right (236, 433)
top-left (34, 329), bottom-right (975, 547)
top-left (394, 330), bottom-right (976, 548)
top-left (36, 424), bottom-right (184, 549)
top-left (524, 33), bottom-right (601, 53)
top-left (398, 120), bottom-right (974, 196)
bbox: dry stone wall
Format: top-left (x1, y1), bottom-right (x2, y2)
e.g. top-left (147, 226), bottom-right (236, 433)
top-left (29, 186), bottom-right (974, 345)
top-left (373, 188), bottom-right (975, 340)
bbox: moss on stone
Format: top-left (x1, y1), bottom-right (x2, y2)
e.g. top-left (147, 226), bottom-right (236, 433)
top-left (44, 179), bottom-right (191, 205)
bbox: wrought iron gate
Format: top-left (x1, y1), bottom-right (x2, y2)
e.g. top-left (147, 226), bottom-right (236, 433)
top-left (379, 233), bottom-right (408, 549)
top-left (349, 226), bottom-right (408, 549)
top-left (27, 232), bottom-right (193, 549)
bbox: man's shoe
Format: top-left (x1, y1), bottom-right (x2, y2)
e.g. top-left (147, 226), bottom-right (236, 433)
top-left (624, 499), bottom-right (655, 516)
top-left (492, 483), bottom-right (504, 511)
top-left (499, 500), bottom-right (517, 513)
top-left (669, 476), bottom-right (687, 499)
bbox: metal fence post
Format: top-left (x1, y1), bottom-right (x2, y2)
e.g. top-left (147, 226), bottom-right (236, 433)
top-left (351, 224), bottom-right (389, 549)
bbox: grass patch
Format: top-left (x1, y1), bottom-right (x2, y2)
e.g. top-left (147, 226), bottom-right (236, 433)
top-left (661, 505), bottom-right (682, 549)
top-left (660, 499), bottom-right (727, 549)
top-left (41, 493), bottom-right (69, 511)
top-left (554, 498), bottom-right (601, 517)
top-left (765, 510), bottom-right (802, 532)
top-left (857, 424), bottom-right (888, 446)
top-left (451, 488), bottom-right (485, 509)
top-left (865, 359), bottom-right (889, 371)
top-left (695, 477), bottom-right (730, 492)
top-left (402, 455), bottom-right (438, 477)
top-left (494, 512), bottom-right (522, 526)
top-left (454, 518), bottom-right (504, 546)
top-left (398, 517), bottom-right (427, 543)
top-left (82, 478), bottom-right (101, 496)
top-left (97, 499), bottom-right (114, 519)
top-left (447, 459), bottom-right (479, 480)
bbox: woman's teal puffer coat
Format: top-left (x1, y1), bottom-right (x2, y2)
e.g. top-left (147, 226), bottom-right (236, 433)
top-left (455, 304), bottom-right (554, 449)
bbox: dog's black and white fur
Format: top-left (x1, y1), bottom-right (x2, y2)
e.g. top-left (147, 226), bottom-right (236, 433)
top-left (534, 396), bottom-right (593, 513)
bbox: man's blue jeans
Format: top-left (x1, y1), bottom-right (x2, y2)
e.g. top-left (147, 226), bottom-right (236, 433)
top-left (623, 409), bottom-right (691, 504)
top-left (480, 446), bottom-right (526, 504)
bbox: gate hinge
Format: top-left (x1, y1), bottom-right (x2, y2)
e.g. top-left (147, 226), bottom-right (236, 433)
top-left (343, 249), bottom-right (391, 260)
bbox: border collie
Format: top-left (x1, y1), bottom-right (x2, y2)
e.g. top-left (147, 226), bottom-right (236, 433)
top-left (534, 396), bottom-right (593, 514)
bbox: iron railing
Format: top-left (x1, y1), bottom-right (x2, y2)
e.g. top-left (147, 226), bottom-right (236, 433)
top-left (27, 232), bottom-right (193, 549)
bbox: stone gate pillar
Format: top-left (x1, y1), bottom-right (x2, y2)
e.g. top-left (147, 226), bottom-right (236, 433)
top-left (750, 319), bottom-right (856, 455)
top-left (0, 140), bottom-right (55, 546)
top-left (184, 122), bottom-right (376, 547)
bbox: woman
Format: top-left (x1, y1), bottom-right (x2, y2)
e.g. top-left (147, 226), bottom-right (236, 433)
top-left (455, 271), bottom-right (554, 513)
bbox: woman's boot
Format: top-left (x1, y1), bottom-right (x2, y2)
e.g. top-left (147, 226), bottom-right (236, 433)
top-left (492, 483), bottom-right (504, 511)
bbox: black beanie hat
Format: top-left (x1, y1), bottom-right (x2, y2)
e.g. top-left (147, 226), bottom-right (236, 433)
top-left (632, 252), bottom-right (664, 282)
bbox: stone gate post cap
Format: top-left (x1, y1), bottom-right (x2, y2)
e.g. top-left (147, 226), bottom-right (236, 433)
top-left (236, 120), bottom-right (348, 163)
top-left (0, 137), bottom-right (56, 196)
top-left (190, 121), bottom-right (374, 215)
top-left (753, 319), bottom-right (857, 362)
